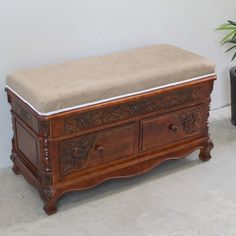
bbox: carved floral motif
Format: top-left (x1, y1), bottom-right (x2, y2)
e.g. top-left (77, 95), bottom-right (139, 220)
top-left (65, 88), bottom-right (202, 133)
top-left (38, 120), bottom-right (50, 135)
top-left (59, 135), bottom-right (95, 176)
top-left (179, 108), bottom-right (201, 134)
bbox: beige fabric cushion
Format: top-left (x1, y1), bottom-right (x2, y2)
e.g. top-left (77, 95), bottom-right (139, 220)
top-left (6, 44), bottom-right (215, 115)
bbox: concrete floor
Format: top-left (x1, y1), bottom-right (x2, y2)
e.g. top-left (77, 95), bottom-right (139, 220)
top-left (1, 106), bottom-right (236, 236)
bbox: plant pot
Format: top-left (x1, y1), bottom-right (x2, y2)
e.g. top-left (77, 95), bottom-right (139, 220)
top-left (230, 66), bottom-right (236, 125)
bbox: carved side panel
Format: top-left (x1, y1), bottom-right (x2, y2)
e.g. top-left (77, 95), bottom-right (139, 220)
top-left (59, 135), bottom-right (95, 176)
top-left (179, 108), bottom-right (201, 134)
top-left (65, 87), bottom-right (202, 134)
top-left (13, 99), bottom-right (50, 136)
top-left (15, 102), bottom-right (33, 127)
top-left (13, 99), bottom-right (53, 185)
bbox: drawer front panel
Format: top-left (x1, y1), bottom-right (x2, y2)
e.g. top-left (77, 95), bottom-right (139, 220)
top-left (141, 104), bottom-right (208, 152)
top-left (59, 123), bottom-right (136, 176)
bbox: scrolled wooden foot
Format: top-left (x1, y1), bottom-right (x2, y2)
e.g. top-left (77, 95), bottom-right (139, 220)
top-left (12, 163), bottom-right (21, 175)
top-left (10, 153), bottom-right (21, 175)
top-left (199, 139), bottom-right (214, 162)
top-left (44, 200), bottom-right (58, 215)
top-left (41, 187), bottom-right (58, 215)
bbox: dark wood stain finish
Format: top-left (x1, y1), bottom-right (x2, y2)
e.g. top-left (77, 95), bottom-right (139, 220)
top-left (64, 86), bottom-right (202, 134)
top-left (6, 75), bottom-right (216, 215)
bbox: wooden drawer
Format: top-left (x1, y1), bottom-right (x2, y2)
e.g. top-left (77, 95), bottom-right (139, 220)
top-left (140, 104), bottom-right (208, 152)
top-left (59, 123), bottom-right (136, 176)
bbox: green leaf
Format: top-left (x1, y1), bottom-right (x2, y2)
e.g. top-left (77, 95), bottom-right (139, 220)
top-left (217, 25), bottom-right (236, 31)
top-left (217, 22), bottom-right (236, 29)
top-left (228, 20), bottom-right (236, 27)
top-left (217, 20), bottom-right (236, 61)
top-left (233, 32), bottom-right (236, 39)
top-left (225, 45), bottom-right (236, 52)
top-left (232, 51), bottom-right (236, 61)
top-left (224, 38), bottom-right (236, 44)
top-left (217, 23), bottom-right (236, 30)
top-left (220, 30), bottom-right (236, 44)
top-left (216, 23), bottom-right (228, 30)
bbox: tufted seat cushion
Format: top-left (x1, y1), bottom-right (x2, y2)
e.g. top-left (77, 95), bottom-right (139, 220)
top-left (6, 44), bottom-right (215, 115)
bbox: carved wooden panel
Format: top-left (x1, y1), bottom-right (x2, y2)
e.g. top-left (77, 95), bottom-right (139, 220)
top-left (59, 123), bottom-right (136, 177)
top-left (179, 108), bottom-right (201, 134)
top-left (38, 120), bottom-right (50, 135)
top-left (15, 102), bottom-right (33, 127)
top-left (64, 87), bottom-right (203, 134)
top-left (15, 120), bottom-right (38, 167)
top-left (59, 135), bottom-right (95, 176)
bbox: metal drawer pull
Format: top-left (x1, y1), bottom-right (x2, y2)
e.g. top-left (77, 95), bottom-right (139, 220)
top-left (95, 145), bottom-right (104, 153)
top-left (169, 124), bottom-right (178, 132)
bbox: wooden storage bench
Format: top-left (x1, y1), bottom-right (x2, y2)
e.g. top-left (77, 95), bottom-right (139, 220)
top-left (5, 44), bottom-right (216, 215)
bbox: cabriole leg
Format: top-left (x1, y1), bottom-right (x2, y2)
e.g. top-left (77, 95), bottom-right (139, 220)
top-left (12, 163), bottom-right (21, 175)
top-left (199, 138), bottom-right (214, 162)
top-left (10, 152), bottom-right (21, 175)
top-left (41, 188), bottom-right (58, 215)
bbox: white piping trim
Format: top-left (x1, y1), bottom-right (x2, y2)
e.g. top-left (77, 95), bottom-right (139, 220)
top-left (6, 73), bottom-right (216, 116)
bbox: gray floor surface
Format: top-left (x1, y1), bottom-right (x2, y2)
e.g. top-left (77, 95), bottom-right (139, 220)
top-left (0, 106), bottom-right (236, 236)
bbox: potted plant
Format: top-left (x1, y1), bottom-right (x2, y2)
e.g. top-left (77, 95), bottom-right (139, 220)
top-left (217, 20), bottom-right (236, 125)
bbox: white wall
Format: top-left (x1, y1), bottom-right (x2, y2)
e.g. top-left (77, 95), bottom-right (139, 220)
top-left (0, 0), bottom-right (235, 169)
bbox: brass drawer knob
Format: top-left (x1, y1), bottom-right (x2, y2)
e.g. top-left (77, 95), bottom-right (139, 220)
top-left (169, 124), bottom-right (178, 132)
top-left (95, 145), bottom-right (104, 153)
